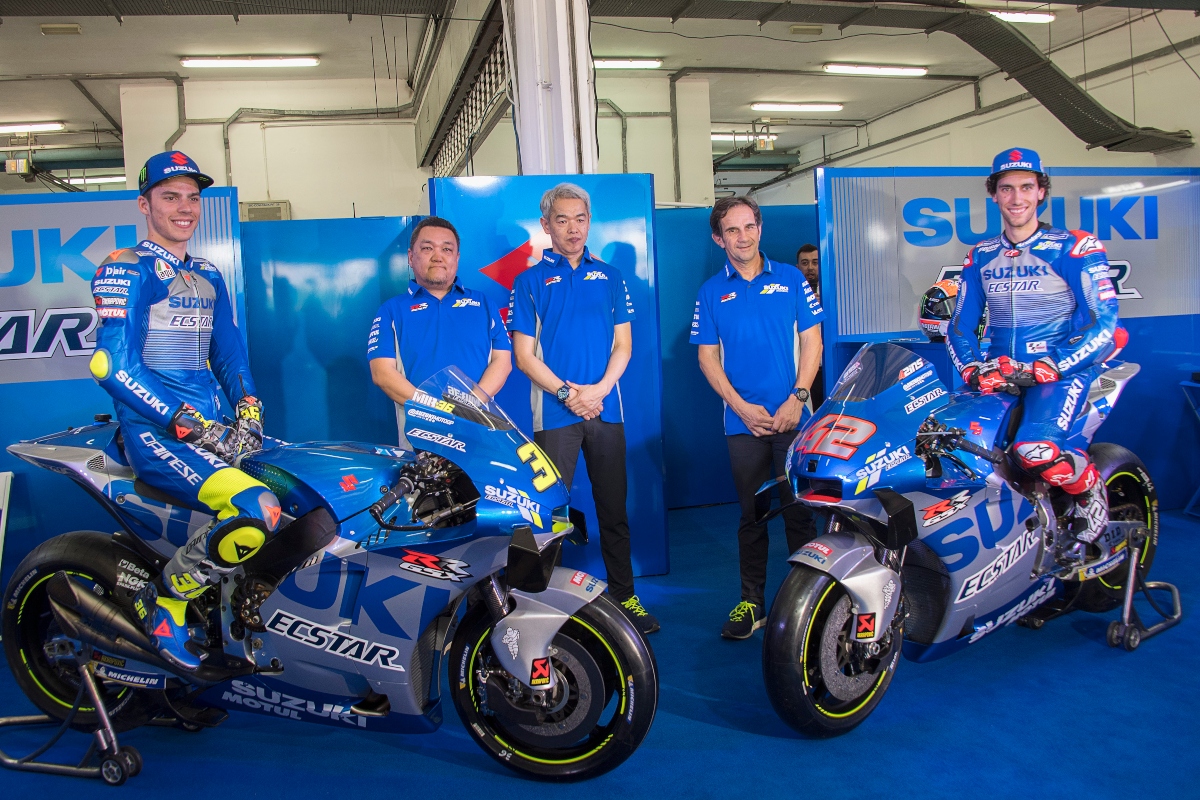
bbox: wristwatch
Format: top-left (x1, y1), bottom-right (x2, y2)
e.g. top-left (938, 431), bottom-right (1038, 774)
top-left (792, 387), bottom-right (810, 404)
top-left (556, 384), bottom-right (571, 403)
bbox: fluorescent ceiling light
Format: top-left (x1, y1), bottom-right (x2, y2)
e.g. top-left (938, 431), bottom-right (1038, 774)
top-left (40, 23), bottom-right (82, 35)
top-left (790, 25), bottom-right (824, 36)
top-left (824, 63), bottom-right (928, 77)
top-left (989, 11), bottom-right (1056, 23)
top-left (0, 122), bottom-right (66, 134)
top-left (594, 59), bottom-right (663, 70)
top-left (1102, 182), bottom-right (1145, 195)
top-left (711, 133), bottom-right (779, 142)
top-left (67, 175), bottom-right (127, 185)
top-left (1095, 179), bottom-right (1188, 198)
top-left (180, 56), bottom-right (321, 68)
top-left (751, 102), bottom-right (844, 113)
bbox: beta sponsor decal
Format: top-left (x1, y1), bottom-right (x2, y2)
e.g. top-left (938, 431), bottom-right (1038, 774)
top-left (956, 529), bottom-right (1039, 602)
top-left (484, 483), bottom-right (543, 527)
top-left (855, 613), bottom-right (876, 640)
top-left (95, 664), bottom-right (166, 689)
top-left (898, 359), bottom-right (926, 381)
top-left (407, 408), bottom-right (455, 426)
top-left (530, 657), bottom-right (552, 686)
top-left (398, 548), bottom-right (471, 582)
top-left (406, 428), bottom-right (466, 452)
top-left (583, 270), bottom-right (608, 281)
top-left (760, 283), bottom-right (789, 294)
top-left (223, 680), bottom-right (367, 728)
top-left (921, 489), bottom-right (971, 527)
top-left (154, 259), bottom-right (176, 280)
top-left (720, 292), bottom-right (737, 302)
top-left (904, 387), bottom-right (946, 415)
top-left (452, 297), bottom-right (481, 308)
top-left (265, 611), bottom-right (406, 672)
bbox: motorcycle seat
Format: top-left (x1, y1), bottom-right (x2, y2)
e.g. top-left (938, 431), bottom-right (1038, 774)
top-left (133, 478), bottom-right (210, 513)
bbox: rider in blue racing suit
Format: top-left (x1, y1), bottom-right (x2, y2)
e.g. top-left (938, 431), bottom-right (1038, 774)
top-left (88, 151), bottom-right (280, 671)
top-left (947, 148), bottom-right (1123, 551)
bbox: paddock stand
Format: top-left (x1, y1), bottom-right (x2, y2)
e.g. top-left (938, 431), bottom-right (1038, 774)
top-left (1105, 528), bottom-right (1184, 652)
top-left (0, 661), bottom-right (142, 786)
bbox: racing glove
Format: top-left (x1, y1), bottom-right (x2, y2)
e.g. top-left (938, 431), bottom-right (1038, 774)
top-left (961, 363), bottom-right (983, 390)
top-left (169, 403), bottom-right (239, 463)
top-left (975, 356), bottom-right (1022, 396)
top-left (234, 395), bottom-right (264, 455)
top-left (1030, 357), bottom-right (1061, 384)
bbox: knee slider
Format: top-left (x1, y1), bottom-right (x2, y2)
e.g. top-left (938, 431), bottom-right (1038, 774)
top-left (208, 518), bottom-right (268, 567)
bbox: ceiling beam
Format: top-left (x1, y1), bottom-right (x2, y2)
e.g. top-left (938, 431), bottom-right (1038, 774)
top-left (71, 79), bottom-right (123, 137)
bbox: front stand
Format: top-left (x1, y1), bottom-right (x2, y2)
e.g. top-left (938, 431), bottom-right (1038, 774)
top-left (1105, 530), bottom-right (1183, 651)
top-left (0, 662), bottom-right (143, 786)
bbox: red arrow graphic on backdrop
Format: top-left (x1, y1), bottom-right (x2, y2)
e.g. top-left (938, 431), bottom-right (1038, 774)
top-left (480, 234), bottom-right (551, 324)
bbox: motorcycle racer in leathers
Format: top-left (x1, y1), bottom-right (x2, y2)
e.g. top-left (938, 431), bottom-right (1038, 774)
top-left (87, 151), bottom-right (280, 671)
top-left (947, 147), bottom-right (1123, 553)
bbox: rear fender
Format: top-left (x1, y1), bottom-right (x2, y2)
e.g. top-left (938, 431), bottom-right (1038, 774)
top-left (487, 566), bottom-right (606, 690)
top-left (788, 528), bottom-right (900, 644)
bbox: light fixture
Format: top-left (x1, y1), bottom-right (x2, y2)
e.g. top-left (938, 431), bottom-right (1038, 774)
top-left (1102, 182), bottom-right (1145, 195)
top-left (989, 11), bottom-right (1056, 23)
top-left (790, 25), bottom-right (824, 36)
top-left (593, 59), bottom-right (663, 70)
top-left (751, 102), bottom-right (843, 113)
top-left (67, 175), bottom-right (127, 185)
top-left (0, 122), bottom-right (66, 134)
top-left (711, 133), bottom-right (779, 142)
top-left (823, 63), bottom-right (929, 77)
top-left (180, 56), bottom-right (321, 68)
top-left (40, 23), bottom-right (82, 35)
top-left (1096, 180), bottom-right (1188, 198)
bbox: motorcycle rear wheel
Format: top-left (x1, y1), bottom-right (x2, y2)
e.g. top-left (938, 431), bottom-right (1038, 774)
top-left (2, 532), bottom-right (157, 732)
top-left (449, 595), bottom-right (657, 781)
top-left (763, 566), bottom-right (900, 737)
top-left (1074, 444), bottom-right (1158, 612)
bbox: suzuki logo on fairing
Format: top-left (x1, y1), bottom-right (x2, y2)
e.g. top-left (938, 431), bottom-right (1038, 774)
top-left (902, 195), bottom-right (1159, 247)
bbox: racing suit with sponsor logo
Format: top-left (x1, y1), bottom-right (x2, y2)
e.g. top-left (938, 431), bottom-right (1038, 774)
top-left (948, 225), bottom-right (1121, 541)
top-left (89, 240), bottom-right (280, 603)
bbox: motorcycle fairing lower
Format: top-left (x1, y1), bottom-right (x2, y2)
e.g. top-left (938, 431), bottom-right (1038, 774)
top-left (787, 528), bottom-right (901, 644)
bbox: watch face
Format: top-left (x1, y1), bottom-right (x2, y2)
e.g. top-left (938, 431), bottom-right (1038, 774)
top-left (557, 386), bottom-right (570, 401)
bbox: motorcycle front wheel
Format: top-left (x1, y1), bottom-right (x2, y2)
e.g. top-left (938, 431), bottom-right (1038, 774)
top-left (449, 595), bottom-right (657, 781)
top-left (763, 566), bottom-right (900, 737)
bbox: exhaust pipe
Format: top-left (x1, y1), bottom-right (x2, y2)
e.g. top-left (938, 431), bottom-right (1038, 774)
top-left (46, 571), bottom-right (155, 650)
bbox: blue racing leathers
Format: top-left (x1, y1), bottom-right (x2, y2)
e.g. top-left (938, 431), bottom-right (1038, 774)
top-left (89, 240), bottom-right (280, 601)
top-left (947, 225), bottom-right (1122, 542)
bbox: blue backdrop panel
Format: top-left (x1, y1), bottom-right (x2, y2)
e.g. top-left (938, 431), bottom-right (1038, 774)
top-left (240, 217), bottom-right (416, 446)
top-left (816, 166), bottom-right (1200, 507)
top-left (429, 174), bottom-right (668, 578)
top-left (0, 188), bottom-right (244, 589)
top-left (654, 204), bottom-right (818, 508)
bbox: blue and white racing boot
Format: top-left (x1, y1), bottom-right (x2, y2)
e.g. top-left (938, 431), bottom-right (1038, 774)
top-left (133, 583), bottom-right (206, 672)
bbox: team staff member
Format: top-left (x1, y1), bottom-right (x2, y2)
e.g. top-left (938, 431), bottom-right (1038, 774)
top-left (796, 243), bottom-right (825, 407)
top-left (509, 183), bottom-right (659, 635)
top-left (90, 151), bottom-right (279, 671)
top-left (368, 216), bottom-right (512, 438)
top-left (692, 196), bottom-right (824, 640)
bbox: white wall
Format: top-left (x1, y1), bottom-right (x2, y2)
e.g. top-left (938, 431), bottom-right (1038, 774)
top-left (754, 15), bottom-right (1200, 206)
top-left (120, 78), bottom-right (432, 219)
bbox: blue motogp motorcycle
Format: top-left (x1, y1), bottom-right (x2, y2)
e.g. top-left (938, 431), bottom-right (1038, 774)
top-left (3, 368), bottom-right (657, 781)
top-left (760, 343), bottom-right (1156, 736)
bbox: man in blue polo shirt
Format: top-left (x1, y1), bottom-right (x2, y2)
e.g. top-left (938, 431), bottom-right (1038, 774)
top-left (509, 182), bottom-right (658, 635)
top-left (368, 217), bottom-right (511, 440)
top-left (692, 196), bottom-right (824, 640)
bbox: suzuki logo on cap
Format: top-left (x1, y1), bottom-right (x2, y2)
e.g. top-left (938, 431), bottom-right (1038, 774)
top-left (1008, 149), bottom-right (1022, 161)
top-left (170, 152), bottom-right (190, 165)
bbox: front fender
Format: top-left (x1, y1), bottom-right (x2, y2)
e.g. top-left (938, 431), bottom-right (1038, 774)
top-left (789, 529), bottom-right (900, 644)
top-left (487, 566), bottom-right (606, 689)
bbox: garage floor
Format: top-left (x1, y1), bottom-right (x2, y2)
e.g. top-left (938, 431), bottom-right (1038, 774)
top-left (2, 506), bottom-right (1195, 798)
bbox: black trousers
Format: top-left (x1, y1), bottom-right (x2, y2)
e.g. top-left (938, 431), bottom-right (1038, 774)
top-left (727, 431), bottom-right (816, 606)
top-left (535, 419), bottom-right (635, 600)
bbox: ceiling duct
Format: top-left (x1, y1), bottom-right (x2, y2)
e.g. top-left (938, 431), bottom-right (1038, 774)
top-left (590, 0), bottom-right (1192, 154)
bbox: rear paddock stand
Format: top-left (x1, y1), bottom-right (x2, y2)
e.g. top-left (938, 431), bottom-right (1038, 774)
top-left (1105, 529), bottom-right (1183, 652)
top-left (0, 662), bottom-right (143, 786)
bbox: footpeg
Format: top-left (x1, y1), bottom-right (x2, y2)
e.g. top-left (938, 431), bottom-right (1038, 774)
top-left (350, 691), bottom-right (391, 717)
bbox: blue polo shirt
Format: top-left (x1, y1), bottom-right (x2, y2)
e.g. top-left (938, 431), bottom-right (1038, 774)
top-left (508, 248), bottom-right (636, 432)
top-left (691, 255), bottom-right (825, 436)
top-left (367, 279), bottom-right (510, 392)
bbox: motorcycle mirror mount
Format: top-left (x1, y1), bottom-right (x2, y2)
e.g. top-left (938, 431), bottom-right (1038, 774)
top-left (567, 508), bottom-right (589, 546)
top-left (754, 475), bottom-right (795, 525)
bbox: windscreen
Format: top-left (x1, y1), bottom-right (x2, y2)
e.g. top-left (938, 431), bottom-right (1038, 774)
top-left (412, 367), bottom-right (517, 432)
top-left (829, 343), bottom-right (930, 403)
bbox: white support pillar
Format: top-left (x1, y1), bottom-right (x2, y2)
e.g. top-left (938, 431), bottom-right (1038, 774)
top-left (674, 77), bottom-right (714, 205)
top-left (502, 0), bottom-right (598, 175)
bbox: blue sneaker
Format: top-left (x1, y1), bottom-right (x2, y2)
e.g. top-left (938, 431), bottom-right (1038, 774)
top-left (133, 584), bottom-right (204, 672)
